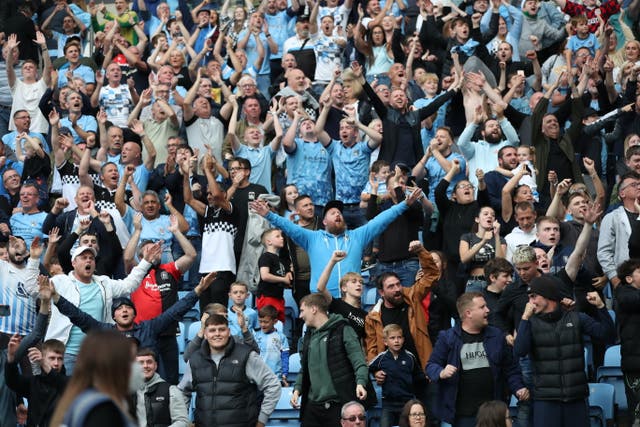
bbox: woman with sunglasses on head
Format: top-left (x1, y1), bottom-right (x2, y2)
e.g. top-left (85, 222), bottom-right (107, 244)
top-left (435, 159), bottom-right (490, 295)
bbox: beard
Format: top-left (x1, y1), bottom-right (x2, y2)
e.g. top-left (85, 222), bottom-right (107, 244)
top-left (326, 222), bottom-right (347, 235)
top-left (9, 251), bottom-right (27, 265)
top-left (484, 132), bottom-right (502, 144)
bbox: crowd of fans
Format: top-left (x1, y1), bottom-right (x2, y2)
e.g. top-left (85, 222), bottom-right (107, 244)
top-left (0, 0), bottom-right (640, 425)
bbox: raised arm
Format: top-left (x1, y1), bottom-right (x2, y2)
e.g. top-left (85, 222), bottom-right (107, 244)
top-left (181, 160), bottom-right (207, 217)
top-left (123, 212), bottom-right (142, 273)
top-left (545, 178), bottom-right (571, 219)
top-left (501, 168), bottom-right (529, 223)
top-left (565, 202), bottom-right (602, 281)
top-left (130, 119), bottom-right (158, 171)
top-left (316, 250), bottom-right (346, 301)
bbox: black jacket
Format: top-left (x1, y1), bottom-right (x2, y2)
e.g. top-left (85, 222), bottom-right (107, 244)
top-left (5, 363), bottom-right (68, 427)
top-left (615, 284), bottom-right (640, 373)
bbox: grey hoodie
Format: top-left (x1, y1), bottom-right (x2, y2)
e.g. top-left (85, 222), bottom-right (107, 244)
top-left (135, 372), bottom-right (190, 427)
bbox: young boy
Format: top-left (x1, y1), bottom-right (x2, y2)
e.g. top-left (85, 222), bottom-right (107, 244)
top-left (254, 305), bottom-right (290, 386)
top-left (228, 281), bottom-right (258, 337)
top-left (360, 159), bottom-right (391, 208)
top-left (564, 15), bottom-right (600, 68)
top-left (413, 73), bottom-right (450, 145)
top-left (257, 229), bottom-right (292, 322)
top-left (482, 257), bottom-right (514, 327)
top-left (369, 324), bottom-right (426, 427)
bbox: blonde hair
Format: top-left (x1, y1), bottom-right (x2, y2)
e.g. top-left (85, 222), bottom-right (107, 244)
top-left (383, 323), bottom-right (403, 338)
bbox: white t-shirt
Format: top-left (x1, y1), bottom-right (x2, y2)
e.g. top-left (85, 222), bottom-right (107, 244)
top-left (10, 79), bottom-right (49, 133)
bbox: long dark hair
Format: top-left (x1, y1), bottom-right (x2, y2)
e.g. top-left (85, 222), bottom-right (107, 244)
top-left (476, 400), bottom-right (509, 427)
top-left (50, 330), bottom-right (134, 426)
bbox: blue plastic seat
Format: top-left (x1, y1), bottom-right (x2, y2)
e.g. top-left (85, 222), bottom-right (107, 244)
top-left (187, 322), bottom-right (201, 343)
top-left (363, 287), bottom-right (379, 312)
top-left (177, 322), bottom-right (185, 354)
top-left (267, 386), bottom-right (300, 423)
top-left (588, 383), bottom-right (615, 427)
top-left (288, 353), bottom-right (301, 384)
top-left (596, 345), bottom-right (625, 411)
top-left (603, 345), bottom-right (621, 367)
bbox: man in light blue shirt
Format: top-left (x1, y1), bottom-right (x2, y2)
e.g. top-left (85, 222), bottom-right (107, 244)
top-left (316, 101), bottom-right (382, 228)
top-left (457, 109), bottom-right (519, 188)
top-left (229, 97), bottom-right (283, 192)
top-left (282, 110), bottom-right (334, 212)
top-left (10, 183), bottom-right (47, 248)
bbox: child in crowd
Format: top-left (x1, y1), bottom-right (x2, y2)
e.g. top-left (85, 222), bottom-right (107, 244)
top-left (316, 250), bottom-right (368, 338)
top-left (496, 146), bottom-right (538, 201)
top-left (254, 305), bottom-right (290, 386)
top-left (565, 15), bottom-right (600, 68)
top-left (227, 281), bottom-right (258, 337)
top-left (482, 257), bottom-right (514, 328)
top-left (360, 159), bottom-right (391, 208)
top-left (369, 324), bottom-right (426, 427)
top-left (413, 72), bottom-right (450, 145)
top-left (257, 229), bottom-right (292, 322)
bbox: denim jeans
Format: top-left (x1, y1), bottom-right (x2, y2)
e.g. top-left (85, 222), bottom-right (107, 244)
top-left (374, 258), bottom-right (420, 287)
top-left (381, 407), bottom-right (401, 427)
top-left (342, 204), bottom-right (367, 229)
top-left (64, 352), bottom-right (77, 375)
top-left (256, 73), bottom-right (271, 98)
top-left (465, 278), bottom-right (487, 293)
top-left (516, 356), bottom-right (533, 427)
top-left (366, 73), bottom-right (391, 87)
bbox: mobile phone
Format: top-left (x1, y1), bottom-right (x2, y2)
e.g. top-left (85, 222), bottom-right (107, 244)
top-left (0, 305), bottom-right (10, 317)
top-left (517, 70), bottom-right (525, 77)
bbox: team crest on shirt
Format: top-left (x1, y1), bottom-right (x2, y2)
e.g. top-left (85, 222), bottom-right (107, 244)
top-left (16, 282), bottom-right (30, 298)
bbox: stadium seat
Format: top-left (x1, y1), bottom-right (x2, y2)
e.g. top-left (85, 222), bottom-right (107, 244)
top-left (187, 322), bottom-right (201, 343)
top-left (267, 386), bottom-right (300, 424)
top-left (596, 345), bottom-right (626, 411)
top-left (177, 322), bottom-right (185, 354)
top-left (284, 289), bottom-right (298, 347)
top-left (363, 287), bottom-right (379, 312)
top-left (288, 353), bottom-right (301, 384)
top-left (588, 383), bottom-right (615, 427)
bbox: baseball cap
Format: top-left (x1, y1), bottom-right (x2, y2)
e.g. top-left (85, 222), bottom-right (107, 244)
top-left (322, 200), bottom-right (344, 218)
top-left (71, 246), bottom-right (97, 262)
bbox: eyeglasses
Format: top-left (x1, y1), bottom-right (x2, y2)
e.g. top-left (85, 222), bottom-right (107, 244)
top-left (342, 414), bottom-right (366, 422)
top-left (409, 413), bottom-right (426, 418)
top-left (229, 167), bottom-right (246, 171)
top-left (240, 84), bottom-right (256, 88)
top-left (20, 193), bottom-right (38, 197)
top-left (620, 181), bottom-right (640, 191)
top-left (457, 184), bottom-right (475, 190)
top-left (14, 116), bottom-right (30, 120)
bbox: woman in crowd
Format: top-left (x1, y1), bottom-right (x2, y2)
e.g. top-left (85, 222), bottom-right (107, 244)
top-left (50, 329), bottom-right (139, 427)
top-left (459, 206), bottom-right (505, 292)
top-left (435, 159), bottom-right (489, 294)
top-left (398, 399), bottom-right (428, 427)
